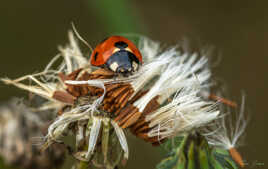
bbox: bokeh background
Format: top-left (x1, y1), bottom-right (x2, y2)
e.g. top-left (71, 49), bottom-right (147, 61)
top-left (0, 0), bottom-right (267, 169)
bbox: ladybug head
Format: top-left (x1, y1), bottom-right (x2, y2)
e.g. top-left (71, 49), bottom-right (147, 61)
top-left (106, 46), bottom-right (140, 76)
top-left (90, 36), bottom-right (143, 77)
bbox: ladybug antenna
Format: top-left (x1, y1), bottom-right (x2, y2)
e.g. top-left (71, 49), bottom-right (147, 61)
top-left (71, 22), bottom-right (94, 53)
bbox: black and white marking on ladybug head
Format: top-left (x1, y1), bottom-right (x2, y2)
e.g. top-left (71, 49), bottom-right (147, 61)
top-left (105, 49), bottom-right (140, 76)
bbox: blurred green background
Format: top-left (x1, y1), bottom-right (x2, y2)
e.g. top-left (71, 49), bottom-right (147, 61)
top-left (0, 0), bottom-right (267, 169)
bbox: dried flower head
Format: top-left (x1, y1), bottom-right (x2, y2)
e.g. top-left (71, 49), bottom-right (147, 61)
top-left (1, 30), bottom-right (248, 169)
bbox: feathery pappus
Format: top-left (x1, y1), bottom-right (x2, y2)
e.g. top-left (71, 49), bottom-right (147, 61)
top-left (1, 29), bottom-right (248, 169)
top-left (201, 95), bottom-right (248, 168)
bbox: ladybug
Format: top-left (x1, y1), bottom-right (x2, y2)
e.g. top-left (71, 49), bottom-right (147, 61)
top-left (90, 36), bottom-right (143, 76)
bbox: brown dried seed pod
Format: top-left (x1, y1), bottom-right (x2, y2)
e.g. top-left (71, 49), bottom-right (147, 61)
top-left (121, 111), bottom-right (142, 129)
top-left (106, 83), bottom-right (121, 92)
top-left (120, 92), bottom-right (133, 109)
top-left (87, 86), bottom-right (97, 94)
top-left (114, 108), bottom-right (122, 116)
top-left (80, 86), bottom-right (89, 96)
top-left (152, 139), bottom-right (166, 146)
top-left (117, 107), bottom-right (140, 127)
top-left (130, 118), bottom-right (147, 133)
top-left (129, 90), bottom-right (148, 104)
top-left (103, 96), bottom-right (114, 104)
top-left (136, 133), bottom-right (161, 143)
top-left (229, 147), bottom-right (245, 168)
top-left (103, 103), bottom-right (111, 111)
top-left (52, 90), bottom-right (76, 104)
top-left (134, 124), bottom-right (149, 134)
top-left (116, 90), bottom-right (130, 104)
top-left (208, 94), bottom-right (238, 108)
top-left (67, 85), bottom-right (81, 97)
top-left (67, 68), bottom-right (83, 80)
top-left (108, 85), bottom-right (128, 97)
top-left (136, 133), bottom-right (149, 140)
top-left (114, 104), bottom-right (135, 120)
top-left (58, 68), bottom-right (83, 82)
top-left (142, 96), bottom-right (160, 115)
top-left (78, 71), bottom-right (91, 80)
top-left (130, 96), bottom-right (159, 131)
top-left (91, 68), bottom-right (115, 76)
top-left (98, 75), bottom-right (114, 79)
top-left (95, 87), bottom-right (105, 93)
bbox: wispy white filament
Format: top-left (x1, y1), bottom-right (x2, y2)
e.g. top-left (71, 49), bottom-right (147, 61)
top-left (1, 72), bottom-right (59, 102)
top-left (130, 48), bottom-right (177, 94)
top-left (146, 88), bottom-right (219, 140)
top-left (138, 37), bottom-right (160, 63)
top-left (111, 121), bottom-right (129, 159)
top-left (204, 95), bottom-right (248, 149)
top-left (134, 51), bottom-right (210, 112)
top-left (46, 31), bottom-right (89, 74)
top-left (86, 117), bottom-right (102, 159)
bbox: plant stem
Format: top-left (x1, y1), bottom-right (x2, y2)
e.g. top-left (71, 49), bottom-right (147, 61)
top-left (77, 161), bottom-right (89, 169)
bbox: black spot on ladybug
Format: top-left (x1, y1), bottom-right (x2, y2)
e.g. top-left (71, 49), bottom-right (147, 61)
top-left (114, 41), bottom-right (128, 49)
top-left (94, 52), bottom-right (99, 61)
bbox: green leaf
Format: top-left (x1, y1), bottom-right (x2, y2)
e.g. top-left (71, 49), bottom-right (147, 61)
top-left (157, 133), bottom-right (239, 169)
top-left (210, 148), bottom-right (238, 169)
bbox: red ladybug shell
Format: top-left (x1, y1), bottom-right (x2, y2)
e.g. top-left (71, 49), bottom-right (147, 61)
top-left (90, 36), bottom-right (143, 66)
